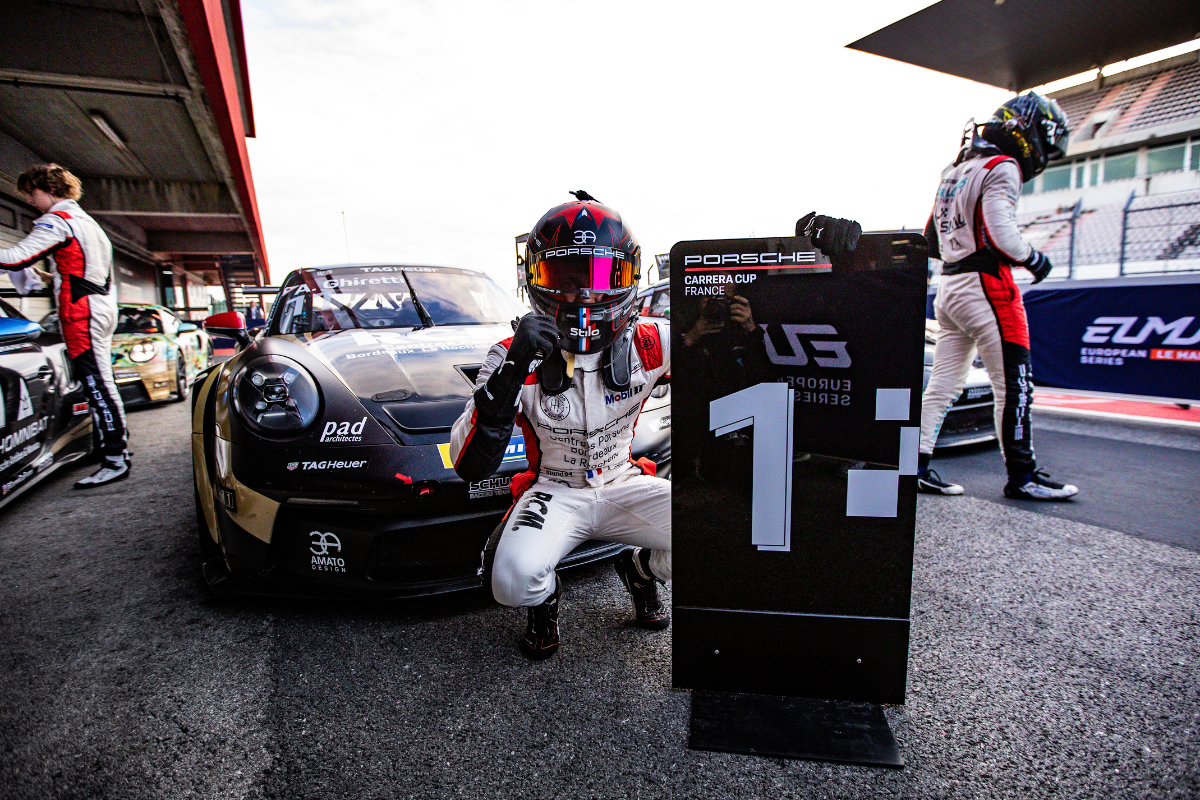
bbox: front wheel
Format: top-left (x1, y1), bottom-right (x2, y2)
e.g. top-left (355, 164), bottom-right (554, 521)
top-left (171, 353), bottom-right (188, 402)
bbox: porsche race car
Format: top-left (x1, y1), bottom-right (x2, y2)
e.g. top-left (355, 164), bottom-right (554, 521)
top-left (192, 264), bottom-right (647, 598)
top-left (0, 298), bottom-right (92, 510)
top-left (111, 304), bottom-right (211, 406)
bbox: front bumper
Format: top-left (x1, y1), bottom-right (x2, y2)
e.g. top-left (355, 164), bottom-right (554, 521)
top-left (113, 364), bottom-right (174, 405)
top-left (205, 500), bottom-right (622, 599)
top-left (202, 438), bottom-right (624, 598)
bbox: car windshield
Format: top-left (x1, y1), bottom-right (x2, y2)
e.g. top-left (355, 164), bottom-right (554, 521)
top-left (271, 266), bottom-right (524, 334)
top-left (116, 309), bottom-right (163, 334)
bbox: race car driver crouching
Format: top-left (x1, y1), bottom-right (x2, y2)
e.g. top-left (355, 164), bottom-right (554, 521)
top-left (449, 192), bottom-right (671, 659)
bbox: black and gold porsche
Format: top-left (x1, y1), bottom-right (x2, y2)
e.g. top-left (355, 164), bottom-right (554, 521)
top-left (191, 264), bottom-right (633, 598)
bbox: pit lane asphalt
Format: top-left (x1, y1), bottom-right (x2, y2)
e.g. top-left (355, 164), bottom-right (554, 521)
top-left (1, 400), bottom-right (1197, 799)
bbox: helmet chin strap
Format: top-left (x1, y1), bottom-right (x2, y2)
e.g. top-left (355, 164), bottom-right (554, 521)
top-left (601, 325), bottom-right (634, 393)
top-left (538, 348), bottom-right (570, 396)
top-left (537, 325), bottom-right (634, 395)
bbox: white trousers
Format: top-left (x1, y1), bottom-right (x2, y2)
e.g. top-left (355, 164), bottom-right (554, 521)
top-left (492, 473), bottom-right (672, 608)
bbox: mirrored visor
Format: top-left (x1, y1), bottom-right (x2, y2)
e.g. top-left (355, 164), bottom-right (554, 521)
top-left (528, 250), bottom-right (637, 301)
top-left (1043, 119), bottom-right (1069, 159)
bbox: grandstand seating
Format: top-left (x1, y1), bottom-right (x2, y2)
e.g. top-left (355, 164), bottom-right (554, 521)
top-left (1056, 58), bottom-right (1200, 139)
top-left (1016, 192), bottom-right (1200, 275)
top-left (1011, 55), bottom-right (1200, 278)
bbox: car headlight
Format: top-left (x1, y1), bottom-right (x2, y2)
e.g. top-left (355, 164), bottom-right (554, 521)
top-left (232, 355), bottom-right (321, 436)
top-left (128, 342), bottom-right (160, 363)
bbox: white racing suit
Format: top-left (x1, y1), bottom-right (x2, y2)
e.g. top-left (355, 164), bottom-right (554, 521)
top-left (0, 199), bottom-right (127, 457)
top-left (920, 152), bottom-right (1039, 479)
top-left (450, 321), bottom-right (671, 608)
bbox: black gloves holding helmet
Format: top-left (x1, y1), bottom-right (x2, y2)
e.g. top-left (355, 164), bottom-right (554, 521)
top-left (1021, 249), bottom-right (1053, 284)
top-left (475, 313), bottom-right (561, 419)
top-left (797, 212), bottom-right (862, 259)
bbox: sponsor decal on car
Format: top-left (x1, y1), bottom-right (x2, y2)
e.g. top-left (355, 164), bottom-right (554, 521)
top-left (319, 416), bottom-right (367, 443)
top-left (966, 386), bottom-right (992, 400)
top-left (468, 475), bottom-right (511, 499)
top-left (0, 442), bottom-right (39, 472)
top-left (309, 531), bottom-right (346, 573)
top-left (289, 459), bottom-right (370, 471)
top-left (1, 465), bottom-right (35, 496)
top-left (216, 484), bottom-right (237, 512)
top-left (437, 434), bottom-right (526, 470)
top-left (1, 417), bottom-right (47, 454)
top-left (16, 379), bottom-right (33, 420)
top-left (72, 402), bottom-right (89, 415)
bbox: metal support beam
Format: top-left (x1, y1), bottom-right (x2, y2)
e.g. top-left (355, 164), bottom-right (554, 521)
top-left (147, 230), bottom-right (252, 254)
top-left (0, 68), bottom-right (188, 99)
top-left (80, 177), bottom-right (238, 216)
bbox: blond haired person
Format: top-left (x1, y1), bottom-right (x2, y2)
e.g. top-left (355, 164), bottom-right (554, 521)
top-left (1, 164), bottom-right (128, 487)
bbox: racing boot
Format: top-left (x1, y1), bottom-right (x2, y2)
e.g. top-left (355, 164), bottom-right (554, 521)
top-left (1004, 469), bottom-right (1078, 501)
top-left (615, 547), bottom-right (670, 630)
top-left (917, 468), bottom-right (963, 496)
top-left (73, 454), bottom-right (130, 489)
top-left (520, 573), bottom-right (561, 660)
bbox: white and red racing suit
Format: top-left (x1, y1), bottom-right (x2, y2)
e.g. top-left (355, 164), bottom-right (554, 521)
top-left (0, 199), bottom-right (127, 457)
top-left (450, 321), bottom-right (671, 608)
top-left (920, 151), bottom-right (1040, 478)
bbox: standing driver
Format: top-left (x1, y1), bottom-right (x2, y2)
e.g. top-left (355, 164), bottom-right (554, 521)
top-left (918, 93), bottom-right (1078, 501)
top-left (451, 192), bottom-right (670, 659)
top-left (0, 164), bottom-right (129, 487)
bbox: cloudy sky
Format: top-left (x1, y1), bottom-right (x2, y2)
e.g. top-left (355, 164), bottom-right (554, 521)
top-left (239, 1), bottom-right (1028, 289)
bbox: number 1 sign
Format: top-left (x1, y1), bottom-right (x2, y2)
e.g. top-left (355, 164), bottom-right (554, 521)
top-left (671, 232), bottom-right (928, 705)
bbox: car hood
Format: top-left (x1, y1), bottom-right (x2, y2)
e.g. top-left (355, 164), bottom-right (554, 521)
top-left (289, 324), bottom-right (509, 434)
top-left (113, 333), bottom-right (169, 346)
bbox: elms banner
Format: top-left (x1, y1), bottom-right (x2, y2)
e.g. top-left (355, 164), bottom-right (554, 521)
top-left (1023, 275), bottom-right (1200, 402)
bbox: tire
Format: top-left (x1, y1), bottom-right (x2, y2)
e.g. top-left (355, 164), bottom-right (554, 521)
top-left (171, 353), bottom-right (188, 402)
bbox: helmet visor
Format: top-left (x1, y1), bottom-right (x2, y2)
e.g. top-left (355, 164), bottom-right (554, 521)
top-left (528, 248), bottom-right (637, 302)
top-left (1040, 118), bottom-right (1068, 160)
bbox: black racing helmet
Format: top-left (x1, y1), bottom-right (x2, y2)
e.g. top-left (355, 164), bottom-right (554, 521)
top-left (980, 92), bottom-right (1070, 181)
top-left (525, 194), bottom-right (641, 354)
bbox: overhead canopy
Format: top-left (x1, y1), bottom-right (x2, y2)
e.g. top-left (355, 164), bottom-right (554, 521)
top-left (847, 0), bottom-right (1200, 91)
top-left (0, 0), bottom-right (268, 294)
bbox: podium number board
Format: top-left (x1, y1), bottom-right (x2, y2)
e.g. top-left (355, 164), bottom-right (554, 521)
top-left (670, 233), bottom-right (928, 704)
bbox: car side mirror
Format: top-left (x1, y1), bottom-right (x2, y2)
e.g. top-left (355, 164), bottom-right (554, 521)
top-left (178, 321), bottom-right (199, 332)
top-left (204, 311), bottom-right (250, 349)
top-left (0, 317), bottom-right (43, 345)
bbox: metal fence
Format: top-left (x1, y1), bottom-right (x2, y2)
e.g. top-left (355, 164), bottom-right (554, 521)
top-left (1017, 191), bottom-right (1200, 279)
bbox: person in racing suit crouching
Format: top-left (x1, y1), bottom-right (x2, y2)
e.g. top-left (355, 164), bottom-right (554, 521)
top-left (0, 164), bottom-right (129, 488)
top-left (919, 93), bottom-right (1078, 501)
top-left (450, 192), bottom-right (669, 659)
top-left (450, 193), bottom-right (865, 660)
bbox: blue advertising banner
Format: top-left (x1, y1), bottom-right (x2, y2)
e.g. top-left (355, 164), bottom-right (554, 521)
top-left (1022, 275), bottom-right (1200, 402)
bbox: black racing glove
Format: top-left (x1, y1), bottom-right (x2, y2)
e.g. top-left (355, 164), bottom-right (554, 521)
top-left (1021, 249), bottom-right (1053, 284)
top-left (797, 212), bottom-right (862, 259)
top-left (475, 313), bottom-right (561, 418)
